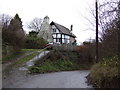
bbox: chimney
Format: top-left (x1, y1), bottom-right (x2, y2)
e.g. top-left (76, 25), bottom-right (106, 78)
top-left (70, 25), bottom-right (73, 31)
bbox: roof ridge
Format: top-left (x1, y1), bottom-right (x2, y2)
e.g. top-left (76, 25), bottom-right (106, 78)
top-left (52, 21), bottom-right (70, 31)
top-left (50, 21), bottom-right (76, 38)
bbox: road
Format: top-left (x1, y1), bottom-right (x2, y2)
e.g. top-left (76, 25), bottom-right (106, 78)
top-left (2, 50), bottom-right (92, 88)
top-left (3, 70), bottom-right (92, 88)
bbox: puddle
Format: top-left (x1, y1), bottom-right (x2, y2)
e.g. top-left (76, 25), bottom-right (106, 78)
top-left (19, 51), bottom-right (50, 71)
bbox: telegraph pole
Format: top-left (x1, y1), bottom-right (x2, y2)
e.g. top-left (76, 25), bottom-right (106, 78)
top-left (95, 0), bottom-right (99, 63)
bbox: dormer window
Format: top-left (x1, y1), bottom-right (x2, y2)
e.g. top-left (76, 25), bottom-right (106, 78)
top-left (53, 29), bottom-right (56, 32)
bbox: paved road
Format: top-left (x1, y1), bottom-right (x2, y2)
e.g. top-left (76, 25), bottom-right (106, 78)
top-left (8, 70), bottom-right (92, 88)
top-left (2, 50), bottom-right (92, 88)
top-left (3, 51), bottom-right (50, 88)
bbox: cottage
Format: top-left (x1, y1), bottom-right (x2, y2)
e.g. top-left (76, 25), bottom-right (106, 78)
top-left (37, 16), bottom-right (76, 44)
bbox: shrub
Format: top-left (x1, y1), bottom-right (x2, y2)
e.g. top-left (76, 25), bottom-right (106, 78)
top-left (29, 51), bottom-right (80, 73)
top-left (75, 45), bottom-right (94, 63)
top-left (25, 36), bottom-right (48, 49)
top-left (88, 55), bottom-right (120, 88)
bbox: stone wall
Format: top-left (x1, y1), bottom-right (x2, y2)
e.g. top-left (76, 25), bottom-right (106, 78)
top-left (37, 19), bottom-right (53, 43)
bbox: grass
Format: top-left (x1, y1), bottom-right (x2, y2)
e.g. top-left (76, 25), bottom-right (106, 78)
top-left (21, 49), bottom-right (42, 52)
top-left (13, 52), bottom-right (39, 65)
top-left (2, 49), bottom-right (42, 63)
top-left (2, 50), bottom-right (27, 63)
top-left (3, 51), bottom-right (39, 73)
top-left (29, 50), bottom-right (93, 73)
top-left (29, 59), bottom-right (79, 73)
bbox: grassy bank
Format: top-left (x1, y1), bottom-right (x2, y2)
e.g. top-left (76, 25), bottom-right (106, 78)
top-left (3, 50), bottom-right (39, 73)
top-left (29, 59), bottom-right (79, 73)
top-left (2, 50), bottom-right (26, 63)
top-left (21, 49), bottom-right (42, 52)
top-left (2, 49), bottom-right (41, 63)
top-left (87, 55), bottom-right (120, 88)
top-left (29, 50), bottom-right (93, 73)
top-left (12, 52), bottom-right (39, 65)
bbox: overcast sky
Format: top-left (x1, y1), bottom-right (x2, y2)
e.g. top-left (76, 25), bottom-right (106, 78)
top-left (0, 0), bottom-right (100, 44)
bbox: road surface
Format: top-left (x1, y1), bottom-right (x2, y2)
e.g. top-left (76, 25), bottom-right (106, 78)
top-left (2, 50), bottom-right (92, 88)
top-left (3, 70), bottom-right (92, 88)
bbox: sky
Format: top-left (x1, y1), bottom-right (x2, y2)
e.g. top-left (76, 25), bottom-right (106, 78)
top-left (0, 0), bottom-right (99, 44)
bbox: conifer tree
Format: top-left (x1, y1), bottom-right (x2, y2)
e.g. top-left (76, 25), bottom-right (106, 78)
top-left (4, 14), bottom-right (25, 51)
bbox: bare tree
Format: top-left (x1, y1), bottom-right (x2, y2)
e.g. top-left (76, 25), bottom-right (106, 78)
top-left (97, 0), bottom-right (119, 58)
top-left (98, 0), bottom-right (119, 37)
top-left (28, 17), bottom-right (42, 32)
top-left (80, 0), bottom-right (119, 40)
top-left (0, 14), bottom-right (12, 28)
top-left (80, 0), bottom-right (120, 60)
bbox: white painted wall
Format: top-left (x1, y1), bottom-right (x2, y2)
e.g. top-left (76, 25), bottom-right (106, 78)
top-left (52, 25), bottom-right (60, 33)
top-left (53, 34), bottom-right (56, 38)
top-left (52, 25), bottom-right (56, 29)
top-left (53, 39), bottom-right (56, 42)
top-left (51, 25), bottom-right (71, 44)
top-left (65, 35), bottom-right (70, 39)
top-left (62, 34), bottom-right (65, 38)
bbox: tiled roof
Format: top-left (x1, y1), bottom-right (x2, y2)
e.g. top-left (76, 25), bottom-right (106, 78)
top-left (50, 21), bottom-right (76, 38)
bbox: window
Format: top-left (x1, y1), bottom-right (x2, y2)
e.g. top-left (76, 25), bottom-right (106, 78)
top-left (58, 38), bottom-right (61, 42)
top-left (67, 40), bottom-right (70, 43)
top-left (65, 39), bottom-right (67, 43)
top-left (53, 34), bottom-right (56, 38)
top-left (53, 29), bottom-right (56, 32)
top-left (65, 35), bottom-right (69, 39)
top-left (56, 38), bottom-right (58, 42)
top-left (57, 34), bottom-right (61, 38)
top-left (62, 39), bottom-right (65, 43)
top-left (53, 39), bottom-right (56, 42)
